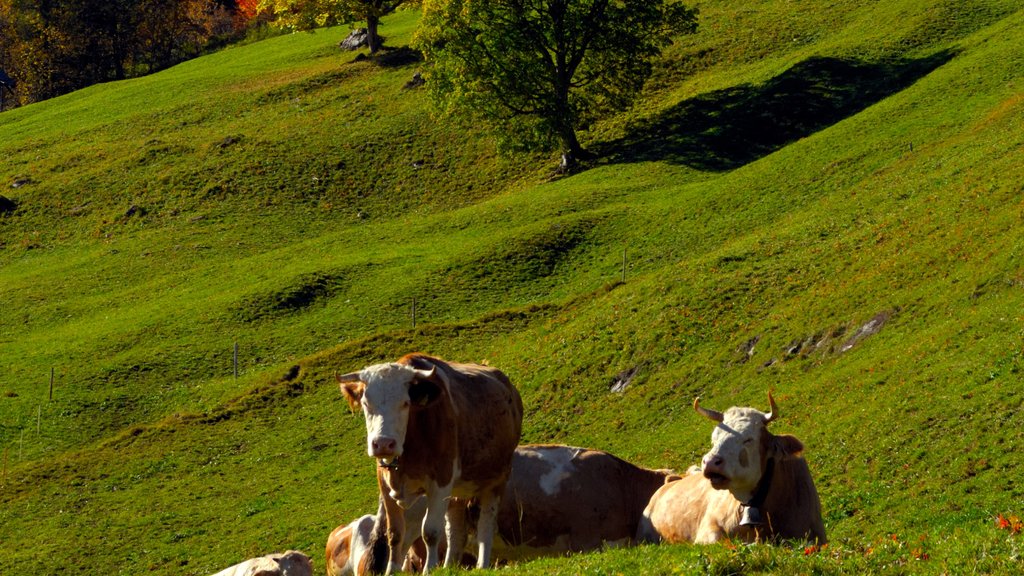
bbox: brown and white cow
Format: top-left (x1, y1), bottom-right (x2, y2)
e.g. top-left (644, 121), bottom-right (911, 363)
top-left (326, 514), bottom-right (374, 576)
top-left (337, 353), bottom-right (523, 574)
top-left (491, 444), bottom-right (678, 561)
top-left (637, 392), bottom-right (826, 545)
top-left (211, 550), bottom-right (313, 576)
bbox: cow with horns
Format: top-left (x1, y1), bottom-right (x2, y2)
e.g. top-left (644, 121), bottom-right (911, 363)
top-left (638, 392), bottom-right (826, 545)
top-left (336, 353), bottom-right (523, 574)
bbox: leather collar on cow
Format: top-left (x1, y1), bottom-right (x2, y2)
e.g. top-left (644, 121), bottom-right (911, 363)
top-left (739, 456), bottom-right (775, 527)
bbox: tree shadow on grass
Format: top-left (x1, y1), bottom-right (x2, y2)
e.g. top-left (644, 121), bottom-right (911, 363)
top-left (595, 50), bottom-right (957, 171)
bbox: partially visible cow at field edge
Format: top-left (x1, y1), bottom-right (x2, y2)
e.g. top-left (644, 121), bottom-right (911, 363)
top-left (638, 392), bottom-right (826, 545)
top-left (329, 444), bottom-right (678, 574)
top-left (211, 550), bottom-right (312, 576)
top-left (327, 499), bottom-right (434, 576)
top-left (326, 514), bottom-right (374, 576)
top-left (337, 353), bottom-right (523, 574)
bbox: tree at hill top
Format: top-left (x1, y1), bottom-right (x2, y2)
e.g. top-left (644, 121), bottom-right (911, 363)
top-left (258, 0), bottom-right (414, 53)
top-left (415, 0), bottom-right (698, 173)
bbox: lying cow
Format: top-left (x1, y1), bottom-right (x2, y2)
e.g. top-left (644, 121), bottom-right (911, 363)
top-left (337, 353), bottom-right (523, 574)
top-left (326, 498), bottom-right (432, 576)
top-left (492, 444), bottom-right (678, 560)
top-left (211, 550), bottom-right (312, 576)
top-left (326, 514), bottom-right (374, 576)
top-left (329, 444), bottom-right (677, 573)
top-left (638, 392), bottom-right (826, 544)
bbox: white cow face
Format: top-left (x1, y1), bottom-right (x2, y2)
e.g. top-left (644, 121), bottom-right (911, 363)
top-left (338, 362), bottom-right (443, 462)
top-left (694, 393), bottom-right (805, 504)
top-left (700, 407), bottom-right (770, 503)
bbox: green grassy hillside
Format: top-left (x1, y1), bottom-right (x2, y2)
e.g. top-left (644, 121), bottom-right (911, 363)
top-left (2, 1), bottom-right (1024, 574)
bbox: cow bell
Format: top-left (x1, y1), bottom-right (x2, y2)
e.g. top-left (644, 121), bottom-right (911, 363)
top-left (740, 505), bottom-right (764, 527)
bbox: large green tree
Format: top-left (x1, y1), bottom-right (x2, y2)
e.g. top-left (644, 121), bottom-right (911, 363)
top-left (258, 0), bottom-right (414, 53)
top-left (416, 0), bottom-right (697, 172)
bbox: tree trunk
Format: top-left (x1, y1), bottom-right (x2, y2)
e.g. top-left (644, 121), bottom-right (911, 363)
top-left (367, 14), bottom-right (382, 54)
top-left (553, 42), bottom-right (588, 173)
top-left (557, 123), bottom-right (588, 173)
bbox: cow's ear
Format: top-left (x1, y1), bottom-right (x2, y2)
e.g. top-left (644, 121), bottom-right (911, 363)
top-left (408, 376), bottom-right (443, 409)
top-left (339, 381), bottom-right (365, 412)
top-left (772, 434), bottom-right (804, 458)
top-left (663, 471), bottom-right (684, 483)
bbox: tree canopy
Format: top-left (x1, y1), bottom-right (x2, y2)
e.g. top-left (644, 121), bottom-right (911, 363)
top-left (0, 0), bottom-right (253, 106)
top-left (258, 0), bottom-right (415, 53)
top-left (415, 0), bottom-right (698, 172)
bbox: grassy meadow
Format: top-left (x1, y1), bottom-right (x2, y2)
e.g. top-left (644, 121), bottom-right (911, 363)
top-left (2, 1), bottom-right (1024, 574)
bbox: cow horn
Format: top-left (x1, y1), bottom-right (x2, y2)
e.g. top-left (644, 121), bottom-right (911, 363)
top-left (335, 372), bottom-right (362, 383)
top-left (693, 397), bottom-right (724, 422)
top-left (764, 390), bottom-right (779, 423)
top-left (412, 366), bottom-right (437, 381)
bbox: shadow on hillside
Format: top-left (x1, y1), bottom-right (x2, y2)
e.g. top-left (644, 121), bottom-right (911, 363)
top-left (596, 50), bottom-right (956, 171)
top-left (351, 46), bottom-right (424, 68)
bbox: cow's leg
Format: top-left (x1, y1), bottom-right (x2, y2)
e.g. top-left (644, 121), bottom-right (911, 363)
top-left (473, 487), bottom-right (502, 568)
top-left (444, 498), bottom-right (468, 568)
top-left (421, 483), bottom-right (452, 573)
top-left (694, 514), bottom-right (726, 544)
top-left (362, 495), bottom-right (392, 575)
top-left (375, 470), bottom-right (407, 576)
top-left (400, 496), bottom-right (427, 572)
top-left (382, 494), bottom-right (407, 574)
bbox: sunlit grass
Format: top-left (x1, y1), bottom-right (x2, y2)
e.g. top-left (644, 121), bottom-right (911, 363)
top-left (2, 1), bottom-right (1024, 574)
